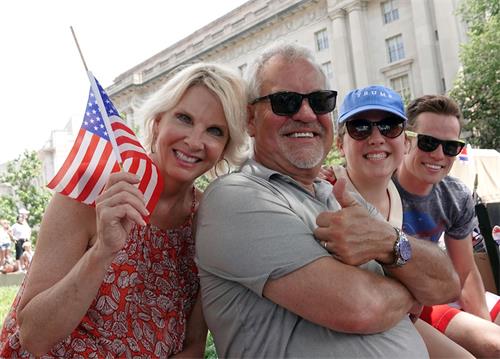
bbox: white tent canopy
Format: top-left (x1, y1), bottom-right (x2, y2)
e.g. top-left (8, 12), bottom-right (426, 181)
top-left (449, 146), bottom-right (500, 204)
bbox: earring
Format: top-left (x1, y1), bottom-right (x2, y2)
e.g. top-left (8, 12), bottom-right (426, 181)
top-left (151, 135), bottom-right (157, 154)
top-left (214, 158), bottom-right (231, 177)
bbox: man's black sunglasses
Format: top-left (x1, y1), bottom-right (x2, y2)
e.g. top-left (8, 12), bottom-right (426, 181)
top-left (406, 131), bottom-right (465, 157)
top-left (346, 117), bottom-right (405, 140)
top-left (250, 90), bottom-right (337, 116)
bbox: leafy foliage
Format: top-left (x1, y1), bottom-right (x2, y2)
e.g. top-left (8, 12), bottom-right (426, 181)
top-left (195, 175), bottom-right (211, 192)
top-left (451, 0), bottom-right (500, 149)
top-left (204, 332), bottom-right (217, 359)
top-left (458, 0), bottom-right (499, 35)
top-left (0, 196), bottom-right (17, 226)
top-left (324, 147), bottom-right (344, 167)
top-left (0, 150), bottom-right (52, 243)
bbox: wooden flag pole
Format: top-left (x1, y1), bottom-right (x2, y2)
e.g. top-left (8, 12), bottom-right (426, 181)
top-left (70, 26), bottom-right (89, 73)
top-left (70, 26), bottom-right (123, 168)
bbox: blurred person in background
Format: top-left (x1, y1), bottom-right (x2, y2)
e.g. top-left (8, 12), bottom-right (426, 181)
top-left (0, 219), bottom-right (13, 267)
top-left (20, 241), bottom-right (33, 272)
top-left (10, 212), bottom-right (31, 270)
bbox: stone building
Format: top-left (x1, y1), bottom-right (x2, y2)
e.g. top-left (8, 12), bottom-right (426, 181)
top-left (107, 0), bottom-right (467, 129)
top-left (36, 0), bottom-right (467, 183)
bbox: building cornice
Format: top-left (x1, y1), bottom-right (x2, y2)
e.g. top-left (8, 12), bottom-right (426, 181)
top-left (380, 58), bottom-right (414, 76)
top-left (108, 0), bottom-right (317, 96)
top-left (345, 0), bottom-right (368, 13)
top-left (328, 8), bottom-right (346, 20)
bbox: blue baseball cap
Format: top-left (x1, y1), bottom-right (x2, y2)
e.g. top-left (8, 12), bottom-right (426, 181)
top-left (337, 85), bottom-right (407, 124)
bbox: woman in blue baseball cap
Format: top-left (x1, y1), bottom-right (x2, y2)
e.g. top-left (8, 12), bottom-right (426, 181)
top-left (322, 85), bottom-right (473, 358)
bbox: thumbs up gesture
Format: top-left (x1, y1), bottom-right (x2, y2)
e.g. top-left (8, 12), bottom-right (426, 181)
top-left (314, 178), bottom-right (395, 266)
top-left (331, 177), bottom-right (359, 208)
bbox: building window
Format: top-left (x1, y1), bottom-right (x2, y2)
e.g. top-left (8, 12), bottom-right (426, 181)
top-left (381, 0), bottom-right (399, 24)
top-left (322, 61), bottom-right (333, 80)
top-left (386, 35), bottom-right (405, 63)
top-left (238, 63), bottom-right (247, 76)
top-left (390, 74), bottom-right (411, 102)
top-left (315, 29), bottom-right (329, 51)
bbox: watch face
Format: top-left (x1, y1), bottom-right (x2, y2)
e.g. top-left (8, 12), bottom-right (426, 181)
top-left (400, 239), bottom-right (412, 261)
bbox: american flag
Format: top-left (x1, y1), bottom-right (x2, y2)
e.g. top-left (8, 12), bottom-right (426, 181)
top-left (47, 73), bottom-right (163, 218)
top-left (458, 144), bottom-right (470, 162)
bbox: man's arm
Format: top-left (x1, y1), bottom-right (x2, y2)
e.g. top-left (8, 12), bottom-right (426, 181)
top-left (382, 237), bottom-right (460, 305)
top-left (263, 256), bottom-right (419, 334)
top-left (197, 177), bottom-right (419, 335)
top-left (445, 234), bottom-right (491, 320)
top-left (314, 179), bottom-right (460, 306)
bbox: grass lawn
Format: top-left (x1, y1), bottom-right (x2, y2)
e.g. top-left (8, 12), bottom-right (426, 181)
top-left (205, 332), bottom-right (217, 359)
top-left (0, 285), bottom-right (19, 327)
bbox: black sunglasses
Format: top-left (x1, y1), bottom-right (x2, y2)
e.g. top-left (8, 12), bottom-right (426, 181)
top-left (406, 131), bottom-right (465, 157)
top-left (250, 90), bottom-right (337, 116)
top-left (346, 117), bottom-right (405, 140)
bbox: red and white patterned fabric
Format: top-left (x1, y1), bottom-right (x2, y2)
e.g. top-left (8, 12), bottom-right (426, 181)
top-left (0, 219), bottom-right (198, 358)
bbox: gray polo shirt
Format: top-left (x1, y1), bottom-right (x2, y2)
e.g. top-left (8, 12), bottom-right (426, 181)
top-left (196, 159), bottom-right (427, 358)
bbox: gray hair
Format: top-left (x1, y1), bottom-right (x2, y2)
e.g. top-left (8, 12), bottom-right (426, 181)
top-left (138, 62), bottom-right (249, 174)
top-left (245, 42), bottom-right (329, 102)
top-left (244, 42), bottom-right (331, 155)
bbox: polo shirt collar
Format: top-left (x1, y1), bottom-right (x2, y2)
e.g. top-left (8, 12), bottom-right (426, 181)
top-left (240, 158), bottom-right (333, 202)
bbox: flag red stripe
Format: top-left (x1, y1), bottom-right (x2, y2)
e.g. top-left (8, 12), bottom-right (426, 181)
top-left (83, 160), bottom-right (120, 206)
top-left (139, 158), bottom-right (153, 195)
top-left (147, 165), bottom-right (163, 214)
top-left (121, 151), bottom-right (151, 161)
top-left (76, 144), bottom-right (114, 202)
top-left (116, 135), bottom-right (143, 148)
top-left (128, 157), bottom-right (140, 174)
top-left (112, 121), bottom-right (135, 135)
top-left (47, 128), bottom-right (86, 189)
top-left (60, 135), bottom-right (101, 196)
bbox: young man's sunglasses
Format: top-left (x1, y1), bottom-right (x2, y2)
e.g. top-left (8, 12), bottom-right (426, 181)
top-left (406, 131), bottom-right (465, 157)
top-left (250, 90), bottom-right (337, 116)
top-left (346, 117), bottom-right (405, 140)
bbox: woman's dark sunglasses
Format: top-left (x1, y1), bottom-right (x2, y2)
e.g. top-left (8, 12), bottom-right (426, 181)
top-left (250, 90), bottom-right (337, 116)
top-left (406, 131), bottom-right (465, 157)
top-left (346, 117), bottom-right (405, 140)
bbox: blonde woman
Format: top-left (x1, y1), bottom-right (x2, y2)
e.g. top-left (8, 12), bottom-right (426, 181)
top-left (1, 63), bottom-right (249, 358)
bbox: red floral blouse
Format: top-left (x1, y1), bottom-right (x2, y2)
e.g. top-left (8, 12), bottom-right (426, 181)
top-left (0, 218), bottom-right (199, 358)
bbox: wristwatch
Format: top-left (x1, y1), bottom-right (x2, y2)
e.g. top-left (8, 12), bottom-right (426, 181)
top-left (379, 227), bottom-right (411, 268)
top-left (390, 227), bottom-right (412, 267)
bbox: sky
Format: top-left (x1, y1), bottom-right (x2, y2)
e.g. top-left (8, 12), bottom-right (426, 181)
top-left (0, 0), bottom-right (248, 164)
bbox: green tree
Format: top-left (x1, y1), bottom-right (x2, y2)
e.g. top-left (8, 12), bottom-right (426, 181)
top-left (451, 0), bottom-right (500, 149)
top-left (324, 147), bottom-right (344, 167)
top-left (0, 196), bottom-right (17, 225)
top-left (0, 150), bottom-right (52, 244)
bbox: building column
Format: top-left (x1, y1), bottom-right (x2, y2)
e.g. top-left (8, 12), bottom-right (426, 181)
top-left (328, 7), bottom-right (354, 97)
top-left (346, 0), bottom-right (369, 88)
top-left (433, 0), bottom-right (461, 92)
top-left (410, 0), bottom-right (441, 94)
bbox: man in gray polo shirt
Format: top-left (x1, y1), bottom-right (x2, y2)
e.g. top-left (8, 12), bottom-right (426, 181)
top-left (195, 43), bottom-right (460, 358)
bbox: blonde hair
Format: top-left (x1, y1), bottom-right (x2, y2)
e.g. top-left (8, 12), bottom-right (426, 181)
top-left (139, 62), bottom-right (249, 175)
